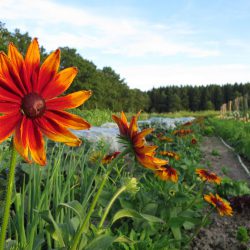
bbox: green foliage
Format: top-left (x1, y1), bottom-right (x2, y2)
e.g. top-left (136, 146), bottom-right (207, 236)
top-left (211, 149), bottom-right (220, 156)
top-left (216, 177), bottom-right (250, 198)
top-left (209, 117), bottom-right (250, 160)
top-left (236, 226), bottom-right (249, 243)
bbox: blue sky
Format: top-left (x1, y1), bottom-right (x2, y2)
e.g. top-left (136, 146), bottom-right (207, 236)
top-left (1, 0), bottom-right (250, 90)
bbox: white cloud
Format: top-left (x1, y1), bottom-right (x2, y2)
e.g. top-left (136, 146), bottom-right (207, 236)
top-left (117, 64), bottom-right (250, 90)
top-left (0, 0), bottom-right (219, 57)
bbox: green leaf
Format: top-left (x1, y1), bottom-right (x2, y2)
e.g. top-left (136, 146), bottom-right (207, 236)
top-left (171, 226), bottom-right (182, 241)
top-left (39, 210), bottom-right (65, 247)
top-left (140, 213), bottom-right (165, 223)
top-left (57, 200), bottom-right (85, 218)
top-left (85, 234), bottom-right (116, 250)
top-left (112, 208), bottom-right (164, 225)
top-left (111, 208), bottom-right (141, 224)
top-left (114, 235), bottom-right (134, 244)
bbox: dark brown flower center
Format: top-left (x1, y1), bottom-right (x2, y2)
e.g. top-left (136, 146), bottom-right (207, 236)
top-left (21, 93), bottom-right (46, 118)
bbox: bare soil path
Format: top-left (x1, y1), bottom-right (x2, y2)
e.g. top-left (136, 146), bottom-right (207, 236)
top-left (191, 136), bottom-right (250, 250)
top-left (200, 136), bottom-right (250, 184)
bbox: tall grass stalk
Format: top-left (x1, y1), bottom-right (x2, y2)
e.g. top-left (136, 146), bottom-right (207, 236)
top-left (0, 144), bottom-right (17, 250)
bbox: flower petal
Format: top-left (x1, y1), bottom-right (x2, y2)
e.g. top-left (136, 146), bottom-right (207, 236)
top-left (133, 128), bottom-right (154, 147)
top-left (0, 83), bottom-right (22, 104)
top-left (45, 110), bottom-right (90, 130)
top-left (27, 120), bottom-right (46, 166)
top-left (14, 116), bottom-right (30, 163)
top-left (36, 49), bottom-right (60, 92)
top-left (0, 112), bottom-right (21, 143)
top-left (41, 67), bottom-right (78, 99)
top-left (0, 101), bottom-right (20, 114)
top-left (35, 116), bottom-right (82, 146)
top-left (25, 38), bottom-right (40, 91)
top-left (8, 42), bottom-right (30, 93)
top-left (46, 90), bottom-right (92, 110)
top-left (129, 112), bottom-right (140, 138)
top-left (135, 145), bottom-right (158, 155)
top-left (136, 154), bottom-right (168, 170)
top-left (0, 52), bottom-right (25, 96)
top-left (112, 112), bottom-right (129, 136)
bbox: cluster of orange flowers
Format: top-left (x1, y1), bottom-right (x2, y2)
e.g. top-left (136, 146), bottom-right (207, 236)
top-left (196, 168), bottom-right (232, 216)
top-left (173, 129), bottom-right (192, 137)
top-left (159, 150), bottom-right (180, 161)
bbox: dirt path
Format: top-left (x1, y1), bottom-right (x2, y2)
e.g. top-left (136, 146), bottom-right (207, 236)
top-left (200, 136), bottom-right (250, 184)
top-left (191, 136), bottom-right (250, 250)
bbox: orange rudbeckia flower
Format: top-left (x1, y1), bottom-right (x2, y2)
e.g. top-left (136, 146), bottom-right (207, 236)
top-left (204, 193), bottom-right (233, 216)
top-left (112, 112), bottom-right (167, 169)
top-left (159, 151), bottom-right (180, 160)
top-left (0, 38), bottom-right (92, 165)
top-left (196, 169), bottom-right (221, 184)
top-left (102, 151), bottom-right (120, 164)
top-left (173, 129), bottom-right (192, 137)
top-left (155, 164), bottom-right (178, 182)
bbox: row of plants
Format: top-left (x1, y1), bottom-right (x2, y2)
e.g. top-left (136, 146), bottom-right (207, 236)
top-left (0, 115), bottom-right (236, 250)
top-left (207, 117), bottom-right (250, 160)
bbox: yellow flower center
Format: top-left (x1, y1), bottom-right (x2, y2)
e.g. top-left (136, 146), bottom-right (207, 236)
top-left (21, 93), bottom-right (46, 118)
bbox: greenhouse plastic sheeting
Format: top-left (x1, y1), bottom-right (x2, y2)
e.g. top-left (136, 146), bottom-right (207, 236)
top-left (72, 117), bottom-right (195, 151)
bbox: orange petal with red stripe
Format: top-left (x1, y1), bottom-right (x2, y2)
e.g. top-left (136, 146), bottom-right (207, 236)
top-left (45, 110), bottom-right (91, 130)
top-left (133, 128), bottom-right (154, 147)
top-left (135, 145), bottom-right (158, 155)
top-left (37, 49), bottom-right (60, 92)
top-left (36, 116), bottom-right (82, 146)
top-left (25, 38), bottom-right (40, 90)
top-left (27, 120), bottom-right (46, 166)
top-left (46, 90), bottom-right (92, 110)
top-left (41, 67), bottom-right (78, 99)
top-left (0, 52), bottom-right (25, 96)
top-left (8, 42), bottom-right (30, 93)
top-left (0, 112), bottom-right (21, 143)
top-left (14, 117), bottom-right (30, 163)
top-left (112, 112), bottom-right (128, 136)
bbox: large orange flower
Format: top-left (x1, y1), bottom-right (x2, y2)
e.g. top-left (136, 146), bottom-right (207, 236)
top-left (0, 38), bottom-right (91, 165)
top-left (112, 112), bottom-right (167, 169)
top-left (204, 193), bottom-right (233, 216)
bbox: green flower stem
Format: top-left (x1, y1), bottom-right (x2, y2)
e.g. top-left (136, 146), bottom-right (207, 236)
top-left (187, 208), bottom-right (213, 245)
top-left (70, 149), bottom-right (129, 250)
top-left (182, 181), bottom-right (205, 212)
top-left (0, 144), bottom-right (17, 250)
top-left (98, 185), bottom-right (127, 229)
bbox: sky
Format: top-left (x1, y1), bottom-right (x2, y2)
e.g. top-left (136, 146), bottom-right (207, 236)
top-left (1, 0), bottom-right (250, 91)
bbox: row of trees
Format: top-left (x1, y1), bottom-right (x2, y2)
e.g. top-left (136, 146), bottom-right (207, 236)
top-left (1, 22), bottom-right (250, 112)
top-left (147, 84), bottom-right (250, 112)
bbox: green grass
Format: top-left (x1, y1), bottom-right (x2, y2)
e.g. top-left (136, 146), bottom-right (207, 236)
top-left (71, 109), bottom-right (219, 126)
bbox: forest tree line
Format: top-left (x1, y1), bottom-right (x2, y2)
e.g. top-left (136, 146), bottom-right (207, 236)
top-left (1, 22), bottom-right (250, 112)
